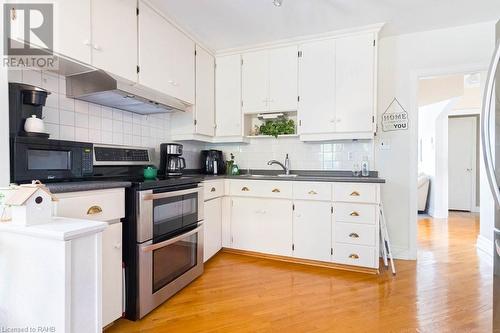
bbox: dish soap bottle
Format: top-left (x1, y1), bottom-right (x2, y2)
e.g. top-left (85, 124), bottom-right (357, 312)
top-left (361, 156), bottom-right (370, 177)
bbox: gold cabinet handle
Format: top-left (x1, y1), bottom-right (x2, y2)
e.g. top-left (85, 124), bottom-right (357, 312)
top-left (349, 233), bottom-right (360, 238)
top-left (350, 211), bottom-right (360, 217)
top-left (241, 187), bottom-right (250, 192)
top-left (210, 187), bottom-right (216, 192)
top-left (272, 188), bottom-right (281, 193)
top-left (350, 191), bottom-right (360, 197)
top-left (308, 190), bottom-right (317, 195)
top-left (349, 254), bottom-right (359, 259)
top-left (87, 205), bottom-right (103, 215)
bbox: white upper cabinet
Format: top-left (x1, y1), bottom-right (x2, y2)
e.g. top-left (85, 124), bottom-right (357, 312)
top-left (92, 0), bottom-right (137, 82)
top-left (268, 46), bottom-right (298, 112)
top-left (298, 39), bottom-right (336, 135)
top-left (195, 46), bottom-right (215, 137)
top-left (215, 55), bottom-right (242, 137)
top-left (242, 46), bottom-right (298, 114)
top-left (52, 0), bottom-right (92, 65)
top-left (138, 1), bottom-right (195, 104)
top-left (334, 33), bottom-right (375, 134)
top-left (242, 50), bottom-right (269, 113)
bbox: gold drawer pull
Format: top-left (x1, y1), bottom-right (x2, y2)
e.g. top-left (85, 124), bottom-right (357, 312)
top-left (350, 191), bottom-right (360, 197)
top-left (87, 205), bottom-right (103, 215)
top-left (272, 188), bottom-right (281, 193)
top-left (349, 233), bottom-right (360, 238)
top-left (308, 190), bottom-right (317, 195)
top-left (210, 187), bottom-right (216, 192)
top-left (350, 211), bottom-right (360, 217)
top-left (349, 254), bottom-right (359, 259)
top-left (241, 187), bottom-right (250, 192)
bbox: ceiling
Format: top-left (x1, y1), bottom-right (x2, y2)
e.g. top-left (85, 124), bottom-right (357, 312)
top-left (149, 0), bottom-right (500, 51)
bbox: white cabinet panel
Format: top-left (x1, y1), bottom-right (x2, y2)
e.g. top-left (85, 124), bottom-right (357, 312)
top-left (335, 222), bottom-right (376, 246)
top-left (204, 197), bottom-right (222, 262)
top-left (332, 243), bottom-right (377, 268)
top-left (293, 201), bottom-right (332, 262)
top-left (242, 50), bottom-right (269, 113)
top-left (298, 39), bottom-right (336, 134)
top-left (333, 183), bottom-right (378, 203)
top-left (216, 55), bottom-right (242, 137)
top-left (92, 0), bottom-right (137, 82)
top-left (269, 46), bottom-right (298, 112)
top-left (102, 222), bottom-right (123, 327)
top-left (335, 33), bottom-right (375, 133)
top-left (195, 46), bottom-right (215, 137)
top-left (204, 180), bottom-right (225, 201)
top-left (172, 29), bottom-right (195, 104)
top-left (231, 197), bottom-right (292, 256)
top-left (53, 0), bottom-right (92, 64)
top-left (293, 181), bottom-right (332, 201)
top-left (334, 203), bottom-right (377, 225)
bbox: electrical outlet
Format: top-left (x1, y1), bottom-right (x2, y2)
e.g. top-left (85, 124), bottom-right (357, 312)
top-left (347, 151), bottom-right (354, 161)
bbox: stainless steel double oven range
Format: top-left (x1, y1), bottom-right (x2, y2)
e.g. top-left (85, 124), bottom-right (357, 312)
top-left (92, 144), bottom-right (204, 320)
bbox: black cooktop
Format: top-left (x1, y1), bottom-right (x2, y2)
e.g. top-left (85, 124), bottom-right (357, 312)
top-left (131, 175), bottom-right (203, 191)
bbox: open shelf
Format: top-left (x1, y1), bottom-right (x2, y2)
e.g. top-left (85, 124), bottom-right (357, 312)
top-left (244, 111), bottom-right (298, 138)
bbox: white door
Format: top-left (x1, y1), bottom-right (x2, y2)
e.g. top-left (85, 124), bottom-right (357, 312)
top-left (215, 55), bottom-right (242, 137)
top-left (335, 33), bottom-right (375, 133)
top-left (53, 0), bottom-right (92, 64)
top-left (195, 46), bottom-right (215, 137)
top-left (269, 46), bottom-right (298, 112)
top-left (102, 222), bottom-right (123, 326)
top-left (293, 201), bottom-right (332, 262)
top-left (138, 2), bottom-right (176, 95)
top-left (242, 50), bottom-right (269, 114)
top-left (298, 39), bottom-right (336, 134)
top-left (92, 0), bottom-right (137, 82)
top-left (204, 198), bottom-right (222, 262)
top-left (448, 116), bottom-right (477, 211)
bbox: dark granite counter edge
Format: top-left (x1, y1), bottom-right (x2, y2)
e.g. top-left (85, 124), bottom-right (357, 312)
top-left (46, 181), bottom-right (132, 194)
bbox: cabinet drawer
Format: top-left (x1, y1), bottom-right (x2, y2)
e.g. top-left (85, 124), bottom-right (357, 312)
top-left (333, 243), bottom-right (377, 268)
top-left (293, 182), bottom-right (332, 201)
top-left (204, 180), bottom-right (224, 200)
top-left (54, 189), bottom-right (125, 222)
top-left (333, 183), bottom-right (378, 203)
top-left (335, 222), bottom-right (376, 246)
top-left (229, 180), bottom-right (293, 199)
top-left (334, 203), bottom-right (377, 225)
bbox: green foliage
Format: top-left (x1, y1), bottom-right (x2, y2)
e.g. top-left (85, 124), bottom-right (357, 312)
top-left (258, 118), bottom-right (295, 138)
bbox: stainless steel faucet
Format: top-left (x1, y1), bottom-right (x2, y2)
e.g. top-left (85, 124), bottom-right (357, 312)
top-left (268, 154), bottom-right (290, 175)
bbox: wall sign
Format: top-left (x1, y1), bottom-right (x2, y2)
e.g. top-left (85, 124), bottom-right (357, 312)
top-left (382, 98), bottom-right (409, 132)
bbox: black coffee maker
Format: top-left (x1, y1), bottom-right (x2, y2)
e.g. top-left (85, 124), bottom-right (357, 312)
top-left (200, 150), bottom-right (225, 175)
top-left (159, 143), bottom-right (186, 176)
top-left (9, 82), bottom-right (50, 138)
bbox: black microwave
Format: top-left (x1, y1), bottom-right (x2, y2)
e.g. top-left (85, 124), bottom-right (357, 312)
top-left (11, 137), bottom-right (94, 183)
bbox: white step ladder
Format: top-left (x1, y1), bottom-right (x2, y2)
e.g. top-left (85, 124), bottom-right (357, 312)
top-left (379, 203), bottom-right (396, 275)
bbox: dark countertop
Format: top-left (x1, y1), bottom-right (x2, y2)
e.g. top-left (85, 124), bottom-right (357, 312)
top-left (46, 181), bottom-right (132, 193)
top-left (187, 170), bottom-right (386, 184)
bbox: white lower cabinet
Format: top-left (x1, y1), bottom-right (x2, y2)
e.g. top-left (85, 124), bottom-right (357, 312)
top-left (101, 222), bottom-right (123, 325)
top-left (292, 201), bottom-right (332, 262)
top-left (231, 197), bottom-right (293, 257)
top-left (204, 197), bottom-right (222, 262)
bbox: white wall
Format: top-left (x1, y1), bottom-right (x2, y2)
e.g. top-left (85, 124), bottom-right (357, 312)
top-left (0, 12), bottom-right (10, 186)
top-left (376, 21), bottom-right (495, 259)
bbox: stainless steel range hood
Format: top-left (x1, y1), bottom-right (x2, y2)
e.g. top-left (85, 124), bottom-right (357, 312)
top-left (66, 70), bottom-right (189, 114)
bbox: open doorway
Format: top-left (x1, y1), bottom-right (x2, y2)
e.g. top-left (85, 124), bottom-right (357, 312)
top-left (417, 72), bottom-right (483, 218)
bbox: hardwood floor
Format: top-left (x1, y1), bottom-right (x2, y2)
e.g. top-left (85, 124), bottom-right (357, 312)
top-left (106, 213), bottom-right (493, 333)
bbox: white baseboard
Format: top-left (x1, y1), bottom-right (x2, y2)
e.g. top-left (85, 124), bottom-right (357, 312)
top-left (381, 245), bottom-right (415, 260)
top-left (476, 235), bottom-right (493, 260)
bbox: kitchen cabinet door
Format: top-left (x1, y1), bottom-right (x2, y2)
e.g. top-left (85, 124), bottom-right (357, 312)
top-left (195, 46), bottom-right (215, 137)
top-left (293, 201), bottom-right (332, 262)
top-left (334, 33), bottom-right (375, 133)
top-left (171, 28), bottom-right (196, 105)
top-left (231, 197), bottom-right (293, 256)
top-left (298, 39), bottom-right (336, 135)
top-left (215, 55), bottom-right (242, 137)
top-left (92, 0), bottom-right (137, 82)
top-left (204, 197), bottom-right (222, 262)
top-left (102, 222), bottom-right (123, 327)
top-left (269, 46), bottom-right (298, 112)
top-left (52, 0), bottom-right (92, 64)
top-left (138, 2), bottom-right (175, 95)
top-left (242, 50), bottom-right (269, 114)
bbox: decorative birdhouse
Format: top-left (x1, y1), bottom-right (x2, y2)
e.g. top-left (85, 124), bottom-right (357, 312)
top-left (5, 181), bottom-right (57, 226)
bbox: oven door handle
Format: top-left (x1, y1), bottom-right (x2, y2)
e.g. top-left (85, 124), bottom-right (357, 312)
top-left (140, 224), bottom-right (203, 253)
top-left (142, 187), bottom-right (202, 201)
